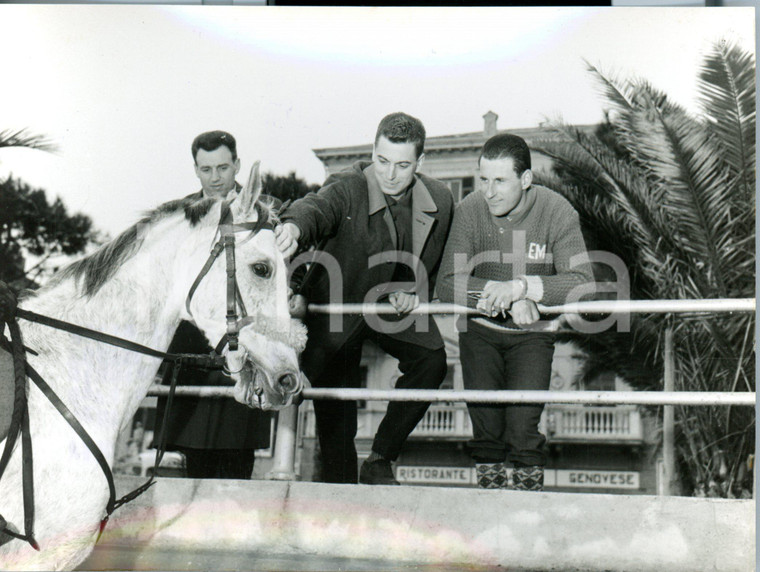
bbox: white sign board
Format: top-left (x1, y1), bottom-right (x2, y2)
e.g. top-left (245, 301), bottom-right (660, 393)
top-left (555, 470), bottom-right (639, 489)
top-left (396, 466), bottom-right (474, 485)
top-left (396, 466), bottom-right (640, 489)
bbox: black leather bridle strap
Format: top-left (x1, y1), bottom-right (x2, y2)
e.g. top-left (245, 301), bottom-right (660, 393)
top-left (185, 200), bottom-right (273, 353)
top-left (15, 309), bottom-right (217, 365)
top-left (185, 242), bottom-right (225, 318)
top-left (98, 356), bottom-right (183, 539)
top-left (224, 233), bottom-right (240, 351)
top-left (0, 320), bottom-right (39, 550)
top-left (2, 310), bottom-right (221, 547)
top-left (21, 353), bottom-right (186, 543)
top-left (23, 363), bottom-right (117, 521)
top-left (20, 399), bottom-right (36, 549)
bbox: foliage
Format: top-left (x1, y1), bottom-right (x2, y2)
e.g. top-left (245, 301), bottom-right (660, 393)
top-left (0, 128), bottom-right (95, 291)
top-left (262, 171), bottom-right (320, 205)
top-left (534, 39), bottom-right (755, 497)
top-left (0, 176), bottom-right (95, 290)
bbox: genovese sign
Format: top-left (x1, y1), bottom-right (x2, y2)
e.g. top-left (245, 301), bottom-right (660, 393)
top-left (555, 470), bottom-right (639, 489)
top-left (396, 466), bottom-right (640, 489)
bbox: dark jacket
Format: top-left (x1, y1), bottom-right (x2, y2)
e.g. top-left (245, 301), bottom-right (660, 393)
top-left (155, 321), bottom-right (271, 450)
top-left (282, 161), bottom-right (454, 376)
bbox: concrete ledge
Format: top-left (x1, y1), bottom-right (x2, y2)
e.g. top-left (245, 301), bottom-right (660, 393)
top-left (84, 476), bottom-right (754, 571)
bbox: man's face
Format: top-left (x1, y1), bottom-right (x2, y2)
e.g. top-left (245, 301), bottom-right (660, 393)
top-left (478, 156), bottom-right (531, 217)
top-left (371, 135), bottom-right (423, 197)
top-left (194, 145), bottom-right (241, 198)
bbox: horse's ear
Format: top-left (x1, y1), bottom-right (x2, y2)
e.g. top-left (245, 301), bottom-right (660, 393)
top-left (232, 161), bottom-right (262, 219)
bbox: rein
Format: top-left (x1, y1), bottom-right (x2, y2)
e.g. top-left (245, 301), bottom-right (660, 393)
top-left (0, 198), bottom-right (276, 551)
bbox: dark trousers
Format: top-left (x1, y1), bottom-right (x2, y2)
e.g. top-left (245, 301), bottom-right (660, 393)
top-left (307, 323), bottom-right (447, 484)
top-left (459, 322), bottom-right (555, 467)
top-left (177, 447), bottom-right (255, 479)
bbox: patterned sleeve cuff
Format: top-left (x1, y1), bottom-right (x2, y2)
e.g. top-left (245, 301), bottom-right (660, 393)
top-left (520, 275), bottom-right (544, 302)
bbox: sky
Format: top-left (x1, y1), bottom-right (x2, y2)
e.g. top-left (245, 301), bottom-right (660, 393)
top-left (0, 5), bottom-right (754, 239)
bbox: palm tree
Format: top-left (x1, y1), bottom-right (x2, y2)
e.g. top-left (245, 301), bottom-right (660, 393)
top-left (0, 128), bottom-right (57, 153)
top-left (0, 129), bottom-right (93, 291)
top-left (533, 39), bottom-right (755, 497)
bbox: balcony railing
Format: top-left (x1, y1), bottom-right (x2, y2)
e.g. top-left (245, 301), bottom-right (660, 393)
top-left (300, 403), bottom-right (643, 444)
top-left (546, 405), bottom-right (643, 444)
top-left (410, 405), bottom-right (472, 438)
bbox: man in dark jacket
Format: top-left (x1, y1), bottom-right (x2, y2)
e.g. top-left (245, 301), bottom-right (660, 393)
top-left (276, 112), bottom-right (454, 485)
top-left (154, 131), bottom-right (271, 479)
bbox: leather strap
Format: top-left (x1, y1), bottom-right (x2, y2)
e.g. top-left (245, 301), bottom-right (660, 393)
top-left (16, 309), bottom-right (224, 367)
top-left (185, 200), bottom-right (273, 353)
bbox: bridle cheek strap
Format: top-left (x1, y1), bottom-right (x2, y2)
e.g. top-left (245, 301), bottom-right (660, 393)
top-left (185, 200), bottom-right (274, 354)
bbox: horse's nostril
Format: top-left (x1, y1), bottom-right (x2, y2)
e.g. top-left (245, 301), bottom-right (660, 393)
top-left (277, 373), bottom-right (300, 394)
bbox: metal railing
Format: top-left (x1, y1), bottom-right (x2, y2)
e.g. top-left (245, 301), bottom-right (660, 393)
top-left (147, 385), bottom-right (756, 406)
top-left (308, 298), bottom-right (755, 316)
top-left (144, 298), bottom-right (755, 492)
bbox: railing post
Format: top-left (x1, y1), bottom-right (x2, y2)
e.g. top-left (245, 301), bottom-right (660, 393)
top-left (662, 327), bottom-right (676, 496)
top-left (266, 404), bottom-right (299, 481)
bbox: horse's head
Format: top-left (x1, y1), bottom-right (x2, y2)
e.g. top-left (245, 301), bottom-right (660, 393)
top-left (183, 162), bottom-right (307, 410)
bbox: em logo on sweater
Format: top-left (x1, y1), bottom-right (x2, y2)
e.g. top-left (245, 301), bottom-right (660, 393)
top-left (528, 242), bottom-right (547, 260)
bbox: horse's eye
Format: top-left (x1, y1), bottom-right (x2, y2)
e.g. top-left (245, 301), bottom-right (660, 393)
top-left (252, 262), bottom-right (272, 279)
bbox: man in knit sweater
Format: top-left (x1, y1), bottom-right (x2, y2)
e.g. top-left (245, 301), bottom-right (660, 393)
top-left (437, 133), bottom-right (594, 491)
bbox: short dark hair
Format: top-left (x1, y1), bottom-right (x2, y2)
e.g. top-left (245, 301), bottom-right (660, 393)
top-left (375, 112), bottom-right (426, 158)
top-left (192, 130), bottom-right (238, 163)
top-left (479, 133), bottom-right (531, 175)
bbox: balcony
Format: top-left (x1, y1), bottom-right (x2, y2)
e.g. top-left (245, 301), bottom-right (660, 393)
top-left (299, 403), bottom-right (644, 445)
top-left (410, 405), bottom-right (473, 439)
top-left (545, 405), bottom-right (644, 444)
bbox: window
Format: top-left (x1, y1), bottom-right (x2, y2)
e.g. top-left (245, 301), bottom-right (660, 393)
top-left (442, 178), bottom-right (462, 200)
top-left (461, 177), bottom-right (474, 200)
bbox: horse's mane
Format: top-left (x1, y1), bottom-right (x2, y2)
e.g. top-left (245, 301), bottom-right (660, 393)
top-left (40, 195), bottom-right (219, 298)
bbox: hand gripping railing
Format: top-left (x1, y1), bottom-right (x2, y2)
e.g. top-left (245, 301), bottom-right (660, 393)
top-left (145, 298), bottom-right (756, 489)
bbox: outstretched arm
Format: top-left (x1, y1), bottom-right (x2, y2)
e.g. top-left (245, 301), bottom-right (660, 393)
top-left (277, 180), bottom-right (350, 255)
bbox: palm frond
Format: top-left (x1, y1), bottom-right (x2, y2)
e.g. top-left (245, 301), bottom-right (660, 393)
top-left (0, 129), bottom-right (58, 153)
top-left (585, 61), bottom-right (637, 116)
top-left (535, 124), bottom-right (690, 295)
top-left (698, 39), bottom-right (756, 203)
top-left (614, 81), bottom-right (739, 298)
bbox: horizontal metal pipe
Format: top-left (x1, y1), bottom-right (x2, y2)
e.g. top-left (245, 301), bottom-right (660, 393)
top-left (308, 298), bottom-right (755, 315)
top-left (146, 386), bottom-right (755, 406)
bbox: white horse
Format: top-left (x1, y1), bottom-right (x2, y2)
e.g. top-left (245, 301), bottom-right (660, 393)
top-left (0, 164), bottom-right (307, 570)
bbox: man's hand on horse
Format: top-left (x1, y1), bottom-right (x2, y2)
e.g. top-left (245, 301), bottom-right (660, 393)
top-left (275, 222), bottom-right (301, 258)
top-left (388, 291), bottom-right (420, 315)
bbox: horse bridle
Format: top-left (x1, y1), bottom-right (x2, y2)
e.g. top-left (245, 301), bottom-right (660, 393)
top-left (0, 198), bottom-right (281, 550)
top-left (186, 198), bottom-right (275, 354)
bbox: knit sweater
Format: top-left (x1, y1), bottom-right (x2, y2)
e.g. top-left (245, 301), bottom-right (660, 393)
top-left (437, 185), bottom-right (594, 321)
